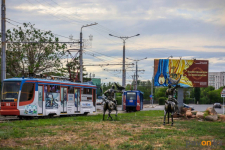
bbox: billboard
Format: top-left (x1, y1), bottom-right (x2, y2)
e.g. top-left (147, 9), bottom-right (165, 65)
top-left (154, 59), bottom-right (208, 87)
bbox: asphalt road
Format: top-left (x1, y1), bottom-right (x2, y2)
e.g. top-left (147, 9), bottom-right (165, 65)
top-left (0, 104), bottom-right (224, 121)
top-left (97, 104), bottom-right (225, 114)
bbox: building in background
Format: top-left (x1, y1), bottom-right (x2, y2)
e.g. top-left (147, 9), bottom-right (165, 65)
top-left (91, 78), bottom-right (101, 97)
top-left (208, 72), bottom-right (225, 89)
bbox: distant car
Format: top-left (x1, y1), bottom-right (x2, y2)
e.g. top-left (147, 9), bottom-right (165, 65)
top-left (183, 103), bottom-right (194, 110)
top-left (214, 103), bottom-right (222, 108)
top-left (96, 99), bottom-right (103, 105)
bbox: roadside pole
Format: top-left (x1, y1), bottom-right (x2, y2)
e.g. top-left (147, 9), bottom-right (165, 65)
top-left (152, 97), bottom-right (153, 108)
top-left (221, 88), bottom-right (225, 115)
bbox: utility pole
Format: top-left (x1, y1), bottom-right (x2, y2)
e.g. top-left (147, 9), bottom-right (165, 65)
top-left (127, 57), bottom-right (147, 90)
top-left (1, 0), bottom-right (6, 83)
top-left (132, 72), bottom-right (136, 90)
top-left (109, 34), bottom-right (140, 87)
top-left (80, 23), bottom-right (98, 83)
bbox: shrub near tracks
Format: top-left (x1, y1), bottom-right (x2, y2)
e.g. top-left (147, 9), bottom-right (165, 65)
top-left (0, 110), bottom-right (224, 149)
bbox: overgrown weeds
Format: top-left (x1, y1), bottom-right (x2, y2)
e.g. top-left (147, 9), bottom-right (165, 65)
top-left (0, 110), bottom-right (224, 149)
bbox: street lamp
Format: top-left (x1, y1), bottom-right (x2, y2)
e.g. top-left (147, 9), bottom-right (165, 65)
top-left (126, 57), bottom-right (147, 90)
top-left (167, 55), bottom-right (173, 59)
top-left (89, 34), bottom-right (93, 41)
top-left (80, 23), bottom-right (98, 83)
top-left (109, 33), bottom-right (140, 87)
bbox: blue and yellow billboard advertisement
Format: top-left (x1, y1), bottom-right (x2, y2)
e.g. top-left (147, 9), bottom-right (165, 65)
top-left (154, 59), bottom-right (208, 87)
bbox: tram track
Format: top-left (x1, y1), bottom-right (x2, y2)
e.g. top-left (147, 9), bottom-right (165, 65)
top-left (0, 110), bottom-right (124, 122)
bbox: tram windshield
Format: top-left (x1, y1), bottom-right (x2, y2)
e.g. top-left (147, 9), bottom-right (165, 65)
top-left (127, 92), bottom-right (136, 100)
top-left (1, 81), bottom-right (21, 102)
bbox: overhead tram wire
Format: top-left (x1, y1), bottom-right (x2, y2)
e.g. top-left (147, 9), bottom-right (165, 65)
top-left (22, 0), bottom-right (133, 72)
top-left (84, 49), bottom-right (123, 63)
top-left (43, 0), bottom-right (122, 37)
top-left (23, 1), bottom-right (125, 62)
top-left (83, 51), bottom-right (123, 67)
top-left (26, 0), bottom-right (142, 50)
top-left (6, 18), bottom-right (75, 41)
top-left (34, 0), bottom-right (125, 44)
top-left (31, 0), bottom-right (122, 38)
top-left (7, 20), bottom-right (122, 66)
top-left (83, 50), bottom-right (125, 67)
top-left (3, 25), bottom-right (121, 72)
top-left (6, 21), bottom-right (122, 71)
top-left (6, 20), bottom-right (137, 76)
top-left (24, 0), bottom-right (122, 45)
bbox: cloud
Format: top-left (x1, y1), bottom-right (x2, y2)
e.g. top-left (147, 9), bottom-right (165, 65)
top-left (3, 0), bottom-right (225, 84)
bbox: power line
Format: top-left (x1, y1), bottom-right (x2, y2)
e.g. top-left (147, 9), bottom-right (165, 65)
top-left (84, 49), bottom-right (122, 64)
top-left (6, 18), bottom-right (75, 40)
top-left (24, 0), bottom-right (122, 45)
top-left (31, 0), bottom-right (120, 37)
top-left (45, 0), bottom-right (122, 37)
top-left (23, 0), bottom-right (135, 71)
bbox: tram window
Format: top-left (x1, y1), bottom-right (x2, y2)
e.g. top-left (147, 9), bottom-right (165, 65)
top-left (127, 92), bottom-right (136, 100)
top-left (20, 83), bottom-right (35, 102)
top-left (50, 85), bottom-right (56, 92)
top-left (83, 88), bottom-right (92, 94)
top-left (68, 86), bottom-right (74, 94)
top-left (2, 81), bottom-right (21, 101)
top-left (49, 85), bottom-right (60, 93)
top-left (56, 85), bottom-right (60, 93)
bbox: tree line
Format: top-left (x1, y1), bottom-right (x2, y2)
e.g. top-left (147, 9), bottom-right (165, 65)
top-left (154, 86), bottom-right (224, 104)
top-left (102, 80), bottom-right (224, 105)
top-left (0, 23), bottom-right (89, 82)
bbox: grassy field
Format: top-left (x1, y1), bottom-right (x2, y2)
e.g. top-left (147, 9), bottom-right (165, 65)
top-left (0, 110), bottom-right (224, 150)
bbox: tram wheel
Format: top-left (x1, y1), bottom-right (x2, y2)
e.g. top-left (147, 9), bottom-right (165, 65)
top-left (23, 116), bottom-right (33, 120)
top-left (84, 112), bottom-right (89, 116)
top-left (18, 116), bottom-right (23, 120)
top-left (49, 114), bottom-right (54, 118)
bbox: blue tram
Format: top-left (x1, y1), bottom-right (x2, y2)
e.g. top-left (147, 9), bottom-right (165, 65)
top-left (0, 77), bottom-right (97, 117)
top-left (122, 90), bottom-right (144, 112)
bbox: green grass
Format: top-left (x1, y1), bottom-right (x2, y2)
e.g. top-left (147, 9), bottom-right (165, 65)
top-left (0, 110), bottom-right (224, 150)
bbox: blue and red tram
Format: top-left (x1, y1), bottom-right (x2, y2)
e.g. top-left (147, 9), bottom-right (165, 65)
top-left (122, 90), bottom-right (144, 112)
top-left (0, 77), bottom-right (97, 117)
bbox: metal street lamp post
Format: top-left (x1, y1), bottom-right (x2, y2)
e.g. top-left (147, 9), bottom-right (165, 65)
top-left (109, 34), bottom-right (140, 87)
top-left (167, 55), bottom-right (173, 59)
top-left (80, 23), bottom-right (98, 83)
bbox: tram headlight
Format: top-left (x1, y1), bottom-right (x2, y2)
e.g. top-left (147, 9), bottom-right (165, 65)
top-left (14, 99), bottom-right (17, 102)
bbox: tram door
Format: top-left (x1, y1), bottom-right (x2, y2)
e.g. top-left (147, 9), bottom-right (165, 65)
top-left (61, 87), bottom-right (67, 113)
top-left (38, 85), bottom-right (44, 114)
top-left (74, 88), bottom-right (80, 113)
top-left (92, 89), bottom-right (96, 108)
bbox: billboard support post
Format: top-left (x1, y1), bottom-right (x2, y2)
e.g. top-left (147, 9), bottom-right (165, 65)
top-left (177, 87), bottom-right (183, 112)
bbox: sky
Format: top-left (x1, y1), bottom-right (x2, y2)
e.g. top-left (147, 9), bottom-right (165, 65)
top-left (4, 0), bottom-right (225, 85)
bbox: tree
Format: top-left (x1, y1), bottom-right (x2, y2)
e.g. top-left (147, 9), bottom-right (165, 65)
top-left (1, 22), bottom-right (67, 77)
top-left (155, 87), bottom-right (167, 100)
top-left (194, 87), bottom-right (201, 103)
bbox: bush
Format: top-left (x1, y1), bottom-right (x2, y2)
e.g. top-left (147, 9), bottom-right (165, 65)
top-left (200, 98), bottom-right (210, 104)
top-left (116, 96), bottom-right (122, 105)
top-left (159, 97), bottom-right (166, 105)
top-left (183, 98), bottom-right (193, 104)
